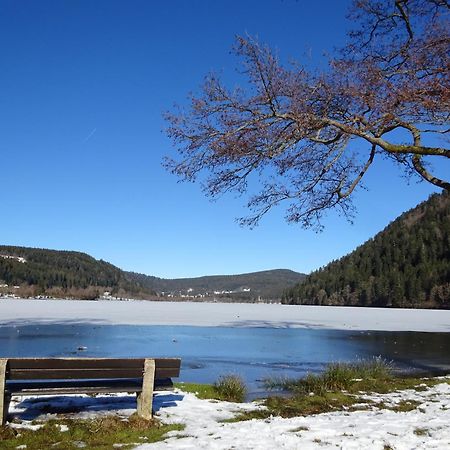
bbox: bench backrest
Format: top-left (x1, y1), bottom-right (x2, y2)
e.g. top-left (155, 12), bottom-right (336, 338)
top-left (5, 358), bottom-right (181, 381)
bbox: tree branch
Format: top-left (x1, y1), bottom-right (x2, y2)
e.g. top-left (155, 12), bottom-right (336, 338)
top-left (165, 1), bottom-right (450, 229)
top-left (412, 155), bottom-right (450, 190)
top-left (338, 145), bottom-right (376, 199)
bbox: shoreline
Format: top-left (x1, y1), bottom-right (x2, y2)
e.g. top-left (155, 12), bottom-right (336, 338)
top-left (0, 298), bottom-right (449, 332)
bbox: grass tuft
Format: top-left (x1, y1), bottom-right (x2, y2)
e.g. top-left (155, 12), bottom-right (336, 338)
top-left (176, 375), bottom-right (247, 403)
top-left (414, 427), bottom-right (430, 436)
top-left (389, 400), bottom-right (420, 412)
top-left (265, 357), bottom-right (393, 395)
top-left (214, 375), bottom-right (247, 403)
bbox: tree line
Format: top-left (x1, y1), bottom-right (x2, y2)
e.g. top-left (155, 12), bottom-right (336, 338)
top-left (0, 247), bottom-right (155, 299)
top-left (283, 192), bottom-right (450, 309)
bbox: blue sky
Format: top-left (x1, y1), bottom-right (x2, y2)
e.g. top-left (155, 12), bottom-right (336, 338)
top-left (0, 0), bottom-right (447, 278)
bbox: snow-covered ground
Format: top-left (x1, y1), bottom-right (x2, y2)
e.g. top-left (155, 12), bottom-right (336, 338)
top-left (3, 298), bottom-right (449, 448)
top-left (8, 379), bottom-right (450, 449)
top-left (1, 298), bottom-right (450, 331)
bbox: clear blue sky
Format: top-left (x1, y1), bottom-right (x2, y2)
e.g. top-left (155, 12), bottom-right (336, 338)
top-left (0, 0), bottom-right (447, 278)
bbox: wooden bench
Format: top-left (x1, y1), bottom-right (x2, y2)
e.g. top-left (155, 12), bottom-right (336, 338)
top-left (0, 357), bottom-right (181, 425)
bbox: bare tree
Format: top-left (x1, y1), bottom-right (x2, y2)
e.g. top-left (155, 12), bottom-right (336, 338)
top-left (164, 0), bottom-right (449, 229)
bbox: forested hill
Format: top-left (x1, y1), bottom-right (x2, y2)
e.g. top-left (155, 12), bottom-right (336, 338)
top-left (283, 191), bottom-right (450, 309)
top-left (0, 245), bottom-right (304, 301)
top-left (126, 269), bottom-right (305, 300)
top-left (0, 246), bottom-right (148, 299)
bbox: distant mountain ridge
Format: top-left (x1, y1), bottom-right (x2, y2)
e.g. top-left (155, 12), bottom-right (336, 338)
top-left (283, 191), bottom-right (450, 309)
top-left (0, 245), bottom-right (304, 301)
top-left (126, 269), bottom-right (305, 300)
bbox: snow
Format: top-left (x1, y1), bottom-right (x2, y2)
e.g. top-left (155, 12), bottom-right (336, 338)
top-left (1, 298), bottom-right (449, 331)
top-left (136, 382), bottom-right (450, 450)
top-left (2, 298), bottom-right (449, 447)
top-left (9, 392), bottom-right (137, 422)
top-left (7, 380), bottom-right (450, 449)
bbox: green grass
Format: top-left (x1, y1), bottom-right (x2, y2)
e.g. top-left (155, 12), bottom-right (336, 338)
top-left (231, 359), bottom-right (450, 421)
top-left (178, 363), bottom-right (450, 422)
top-left (228, 375), bottom-right (450, 422)
top-left (176, 374), bottom-right (247, 403)
top-left (265, 357), bottom-right (393, 395)
top-left (227, 391), bottom-right (366, 421)
top-left (0, 415), bottom-right (184, 450)
top-left (175, 382), bottom-right (219, 400)
top-left (214, 375), bottom-right (247, 402)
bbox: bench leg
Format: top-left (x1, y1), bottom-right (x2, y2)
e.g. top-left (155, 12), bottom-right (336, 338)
top-left (0, 359), bottom-right (7, 426)
top-left (136, 359), bottom-right (155, 420)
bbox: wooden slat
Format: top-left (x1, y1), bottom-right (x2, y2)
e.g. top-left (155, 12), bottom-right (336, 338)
top-left (8, 368), bottom-right (144, 380)
top-left (154, 368), bottom-right (180, 378)
top-left (10, 385), bottom-right (174, 396)
top-left (7, 358), bottom-right (181, 370)
top-left (7, 367), bottom-right (179, 381)
top-left (7, 379), bottom-right (141, 391)
top-left (7, 378), bottom-right (173, 396)
top-left (8, 358), bottom-right (143, 370)
top-left (6, 358), bottom-right (181, 381)
top-left (10, 386), bottom-right (142, 395)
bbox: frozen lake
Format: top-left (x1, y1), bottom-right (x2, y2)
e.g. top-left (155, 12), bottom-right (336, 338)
top-left (1, 323), bottom-right (449, 396)
top-left (1, 298), bottom-right (450, 331)
top-left (1, 299), bottom-right (449, 396)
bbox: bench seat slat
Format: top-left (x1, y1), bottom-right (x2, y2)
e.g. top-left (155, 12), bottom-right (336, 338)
top-left (12, 387), bottom-right (141, 396)
top-left (9, 386), bottom-right (174, 395)
top-left (6, 378), bottom-right (174, 396)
